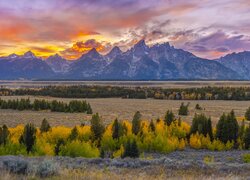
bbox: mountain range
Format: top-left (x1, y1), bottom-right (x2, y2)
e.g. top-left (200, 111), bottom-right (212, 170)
top-left (0, 40), bottom-right (249, 80)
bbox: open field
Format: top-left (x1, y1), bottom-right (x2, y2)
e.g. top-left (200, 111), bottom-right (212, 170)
top-left (0, 96), bottom-right (249, 127)
top-left (0, 80), bottom-right (250, 89)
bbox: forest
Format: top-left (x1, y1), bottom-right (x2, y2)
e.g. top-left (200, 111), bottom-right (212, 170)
top-left (1, 85), bottom-right (250, 100)
top-left (0, 98), bottom-right (92, 114)
top-left (1, 106), bottom-right (250, 158)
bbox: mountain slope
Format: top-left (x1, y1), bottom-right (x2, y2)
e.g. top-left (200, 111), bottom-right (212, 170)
top-left (0, 52), bottom-right (54, 79)
top-left (217, 51), bottom-right (250, 79)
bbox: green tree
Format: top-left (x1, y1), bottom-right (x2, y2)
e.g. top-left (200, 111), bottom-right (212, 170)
top-left (112, 119), bottom-right (124, 139)
top-left (19, 123), bottom-right (37, 153)
top-left (40, 119), bottom-right (51, 133)
top-left (90, 113), bottom-right (105, 142)
top-left (190, 114), bottom-right (213, 140)
top-left (122, 139), bottom-right (139, 158)
top-left (54, 138), bottom-right (65, 155)
top-left (244, 125), bottom-right (250, 149)
top-left (216, 111), bottom-right (239, 144)
top-left (68, 126), bottom-right (79, 141)
top-left (164, 110), bottom-right (175, 126)
top-left (0, 124), bottom-right (9, 145)
top-left (132, 111), bottom-right (142, 135)
top-left (178, 103), bottom-right (189, 116)
top-left (149, 119), bottom-right (155, 132)
top-left (245, 107), bottom-right (250, 121)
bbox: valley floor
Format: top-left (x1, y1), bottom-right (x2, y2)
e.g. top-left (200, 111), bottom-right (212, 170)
top-left (0, 96), bottom-right (249, 127)
top-left (1, 149), bottom-right (250, 179)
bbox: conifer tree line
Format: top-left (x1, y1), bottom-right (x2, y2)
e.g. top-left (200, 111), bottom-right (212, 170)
top-left (2, 85), bottom-right (250, 100)
top-left (0, 98), bottom-right (92, 114)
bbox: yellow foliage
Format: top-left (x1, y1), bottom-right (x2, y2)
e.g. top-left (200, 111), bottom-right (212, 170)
top-left (190, 133), bottom-right (202, 149)
top-left (9, 125), bottom-right (24, 143)
top-left (178, 139), bottom-right (185, 150)
top-left (113, 145), bottom-right (124, 158)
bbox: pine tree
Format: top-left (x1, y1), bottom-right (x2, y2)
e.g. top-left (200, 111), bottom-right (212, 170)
top-left (132, 111), bottom-right (142, 135)
top-left (54, 138), bottom-right (65, 155)
top-left (190, 114), bottom-right (213, 140)
top-left (245, 107), bottom-right (250, 121)
top-left (90, 113), bottom-right (105, 142)
top-left (164, 110), bottom-right (175, 126)
top-left (68, 126), bottom-right (78, 141)
top-left (178, 103), bottom-right (189, 116)
top-left (19, 123), bottom-right (36, 153)
top-left (149, 119), bottom-right (155, 132)
top-left (40, 119), bottom-right (51, 133)
top-left (216, 110), bottom-right (239, 144)
top-left (0, 124), bottom-right (9, 145)
top-left (112, 119), bottom-right (124, 139)
top-left (244, 125), bottom-right (250, 149)
top-left (122, 139), bottom-right (139, 158)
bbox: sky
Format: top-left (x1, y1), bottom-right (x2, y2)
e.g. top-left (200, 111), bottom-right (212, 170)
top-left (0, 0), bottom-right (250, 60)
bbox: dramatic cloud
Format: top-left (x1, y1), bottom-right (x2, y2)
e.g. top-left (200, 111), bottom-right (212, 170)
top-left (0, 0), bottom-right (250, 59)
top-left (60, 39), bottom-right (112, 59)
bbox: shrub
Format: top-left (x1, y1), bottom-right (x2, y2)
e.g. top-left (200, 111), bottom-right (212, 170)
top-left (243, 154), bottom-right (250, 163)
top-left (0, 143), bottom-right (27, 155)
top-left (60, 140), bottom-right (99, 158)
top-left (36, 160), bottom-right (59, 178)
top-left (195, 104), bottom-right (202, 110)
top-left (3, 158), bottom-right (29, 174)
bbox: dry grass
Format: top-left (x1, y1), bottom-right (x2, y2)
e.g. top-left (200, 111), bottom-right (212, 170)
top-left (0, 167), bottom-right (247, 180)
top-left (0, 96), bottom-right (249, 127)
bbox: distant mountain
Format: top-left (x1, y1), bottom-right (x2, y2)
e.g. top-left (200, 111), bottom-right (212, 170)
top-left (46, 54), bottom-right (71, 74)
top-left (0, 51), bottom-right (54, 79)
top-left (67, 40), bottom-right (240, 80)
top-left (0, 41), bottom-right (247, 80)
top-left (217, 51), bottom-right (250, 79)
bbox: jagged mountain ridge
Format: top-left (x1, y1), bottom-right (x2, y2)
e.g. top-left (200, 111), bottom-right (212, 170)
top-left (0, 40), bottom-right (248, 80)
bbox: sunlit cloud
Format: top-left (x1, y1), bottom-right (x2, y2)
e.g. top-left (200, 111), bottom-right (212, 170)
top-left (0, 0), bottom-right (250, 59)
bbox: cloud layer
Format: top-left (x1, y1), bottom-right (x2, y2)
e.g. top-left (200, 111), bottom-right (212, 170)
top-left (0, 0), bottom-right (250, 59)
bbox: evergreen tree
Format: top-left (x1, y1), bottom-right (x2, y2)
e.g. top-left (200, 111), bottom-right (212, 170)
top-left (216, 110), bottom-right (239, 144)
top-left (164, 110), bottom-right (175, 126)
top-left (245, 107), bottom-right (250, 121)
top-left (132, 111), bottom-right (142, 135)
top-left (112, 119), bottom-right (123, 139)
top-left (54, 138), bottom-right (65, 155)
top-left (68, 126), bottom-right (79, 141)
top-left (40, 119), bottom-right (51, 133)
top-left (90, 113), bottom-right (105, 142)
top-left (19, 123), bottom-right (36, 153)
top-left (244, 125), bottom-right (250, 149)
top-left (190, 114), bottom-right (213, 140)
top-left (178, 103), bottom-right (189, 116)
top-left (122, 139), bottom-right (139, 158)
top-left (149, 119), bottom-right (155, 132)
top-left (239, 119), bottom-right (245, 140)
top-left (0, 124), bottom-right (9, 145)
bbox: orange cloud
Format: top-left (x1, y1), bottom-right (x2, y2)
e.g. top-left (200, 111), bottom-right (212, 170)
top-left (60, 39), bottom-right (112, 60)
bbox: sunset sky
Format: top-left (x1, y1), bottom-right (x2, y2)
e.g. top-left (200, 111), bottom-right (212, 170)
top-left (0, 0), bottom-right (250, 60)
